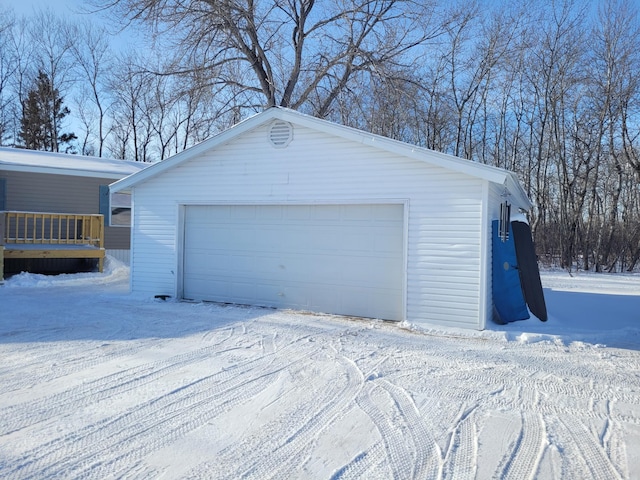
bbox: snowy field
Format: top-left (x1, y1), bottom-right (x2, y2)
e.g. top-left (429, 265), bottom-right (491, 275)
top-left (0, 259), bottom-right (639, 479)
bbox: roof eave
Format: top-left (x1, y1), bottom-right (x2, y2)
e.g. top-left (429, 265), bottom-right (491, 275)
top-left (0, 163), bottom-right (138, 180)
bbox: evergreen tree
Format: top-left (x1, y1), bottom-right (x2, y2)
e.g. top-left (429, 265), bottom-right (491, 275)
top-left (19, 70), bottom-right (76, 152)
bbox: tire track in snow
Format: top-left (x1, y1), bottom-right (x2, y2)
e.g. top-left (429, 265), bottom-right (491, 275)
top-left (186, 328), bottom-right (380, 479)
top-left (453, 367), bottom-right (640, 406)
top-left (393, 342), bottom-right (640, 408)
top-left (338, 325), bottom-right (638, 480)
top-left (1, 335), bottom-right (320, 479)
top-left (356, 377), bottom-right (442, 480)
top-left (378, 379), bottom-right (443, 479)
top-left (440, 370), bottom-right (640, 420)
top-left (77, 339), bottom-right (319, 479)
top-left (196, 346), bottom-right (365, 480)
top-left (599, 400), bottom-right (629, 479)
top-left (0, 328), bottom-right (238, 435)
top-left (442, 406), bottom-right (479, 480)
top-left (187, 334), bottom-right (382, 480)
top-left (95, 368), bottom-right (288, 480)
top-left (495, 412), bottom-right (545, 480)
top-left (0, 342), bottom-right (80, 371)
top-left (558, 416), bottom-right (623, 480)
top-left (2, 292), bottom-right (638, 479)
top-left (0, 340), bottom-right (158, 394)
top-left (329, 442), bottom-right (388, 480)
top-left (357, 382), bottom-right (415, 479)
top-left (245, 352), bottom-right (364, 479)
top-left (10, 344), bottom-right (316, 479)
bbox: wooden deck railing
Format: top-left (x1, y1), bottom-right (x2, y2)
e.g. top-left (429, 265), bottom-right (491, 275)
top-left (0, 211), bottom-right (105, 280)
top-left (2, 211), bottom-right (104, 246)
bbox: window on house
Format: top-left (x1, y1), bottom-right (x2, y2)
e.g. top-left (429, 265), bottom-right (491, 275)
top-left (99, 185), bottom-right (131, 227)
top-left (110, 192), bottom-right (131, 226)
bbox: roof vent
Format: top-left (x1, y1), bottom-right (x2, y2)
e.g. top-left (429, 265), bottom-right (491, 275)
top-left (269, 120), bottom-right (293, 148)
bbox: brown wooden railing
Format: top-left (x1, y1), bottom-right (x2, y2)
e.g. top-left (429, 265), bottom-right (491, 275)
top-left (1, 211), bottom-right (105, 280)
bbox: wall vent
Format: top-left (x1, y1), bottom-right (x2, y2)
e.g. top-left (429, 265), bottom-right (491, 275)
top-left (269, 121), bottom-right (293, 148)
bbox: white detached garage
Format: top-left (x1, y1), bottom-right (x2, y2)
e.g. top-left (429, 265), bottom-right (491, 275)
top-left (110, 108), bottom-right (532, 330)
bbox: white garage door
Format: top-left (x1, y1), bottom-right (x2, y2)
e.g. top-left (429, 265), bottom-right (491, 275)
top-left (182, 204), bottom-right (404, 320)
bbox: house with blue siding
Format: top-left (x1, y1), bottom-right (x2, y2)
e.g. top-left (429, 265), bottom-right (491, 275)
top-left (110, 108), bottom-right (532, 330)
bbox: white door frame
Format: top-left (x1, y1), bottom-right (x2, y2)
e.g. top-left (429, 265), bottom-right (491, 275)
top-left (176, 200), bottom-right (409, 321)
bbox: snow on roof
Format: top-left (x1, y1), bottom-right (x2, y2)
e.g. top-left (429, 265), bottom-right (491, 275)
top-left (0, 147), bottom-right (152, 179)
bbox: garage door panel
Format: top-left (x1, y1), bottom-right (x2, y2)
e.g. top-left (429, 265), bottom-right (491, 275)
top-left (344, 257), bottom-right (403, 286)
top-left (340, 231), bottom-right (372, 252)
top-left (375, 231), bottom-right (405, 253)
top-left (225, 228), bottom-right (259, 250)
top-left (183, 204), bottom-right (404, 320)
top-left (217, 254), bottom-right (256, 274)
top-left (374, 204), bottom-right (404, 221)
top-left (249, 282), bottom-right (280, 305)
top-left (311, 205), bottom-right (341, 220)
top-left (342, 286), bottom-right (372, 314)
top-left (230, 205), bottom-right (256, 220)
top-left (281, 284), bottom-right (313, 308)
top-left (254, 205), bottom-right (283, 219)
top-left (275, 226), bottom-right (334, 251)
top-left (364, 290), bottom-right (403, 319)
top-left (187, 278), bottom-right (228, 299)
top-left (283, 205), bottom-right (311, 220)
top-left (341, 204), bottom-right (374, 221)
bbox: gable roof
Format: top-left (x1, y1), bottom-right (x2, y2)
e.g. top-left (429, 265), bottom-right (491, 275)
top-left (110, 107), bottom-right (532, 209)
top-left (0, 147), bottom-right (151, 180)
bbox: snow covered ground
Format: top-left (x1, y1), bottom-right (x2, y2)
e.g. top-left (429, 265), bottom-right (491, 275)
top-left (0, 259), bottom-right (639, 479)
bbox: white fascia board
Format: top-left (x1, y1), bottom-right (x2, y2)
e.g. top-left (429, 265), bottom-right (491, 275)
top-left (0, 163), bottom-right (133, 180)
top-left (505, 174), bottom-right (533, 210)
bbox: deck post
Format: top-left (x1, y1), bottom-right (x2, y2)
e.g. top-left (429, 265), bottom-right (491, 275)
top-left (98, 214), bottom-right (105, 272)
top-left (0, 211), bottom-right (5, 283)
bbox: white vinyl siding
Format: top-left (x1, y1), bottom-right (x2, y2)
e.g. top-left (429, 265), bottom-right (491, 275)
top-left (130, 122), bottom-right (487, 328)
top-left (106, 249), bottom-right (131, 265)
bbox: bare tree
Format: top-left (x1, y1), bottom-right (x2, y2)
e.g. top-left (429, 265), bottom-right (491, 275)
top-left (27, 9), bottom-right (76, 152)
top-left (0, 8), bottom-right (16, 145)
top-left (515, 0), bottom-right (588, 268)
top-left (144, 71), bottom-right (178, 160)
top-left (92, 0), bottom-right (448, 117)
top-left (70, 21), bottom-right (114, 156)
top-left (586, 0), bottom-right (640, 270)
top-left (418, 51), bottom-right (455, 152)
top-left (7, 16), bottom-right (36, 145)
top-left (107, 53), bottom-right (154, 161)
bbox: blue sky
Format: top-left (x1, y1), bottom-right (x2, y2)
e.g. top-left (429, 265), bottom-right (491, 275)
top-left (4, 0), bottom-right (83, 17)
top-left (4, 0), bottom-right (145, 51)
